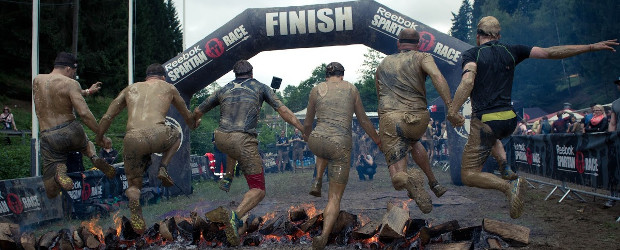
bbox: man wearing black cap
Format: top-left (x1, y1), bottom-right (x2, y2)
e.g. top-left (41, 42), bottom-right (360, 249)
top-left (32, 52), bottom-right (116, 199)
top-left (303, 62), bottom-right (380, 250)
top-left (374, 28), bottom-right (459, 214)
top-left (193, 59), bottom-right (304, 246)
top-left (448, 16), bottom-right (618, 219)
top-left (96, 63), bottom-right (197, 234)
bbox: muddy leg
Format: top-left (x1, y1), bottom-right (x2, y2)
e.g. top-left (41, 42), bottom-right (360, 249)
top-left (309, 157), bottom-right (328, 197)
top-left (126, 177), bottom-right (145, 234)
top-left (157, 137), bottom-right (181, 187)
top-left (410, 141), bottom-right (446, 197)
top-left (491, 139), bottom-right (518, 180)
top-left (312, 181), bottom-right (345, 250)
top-left (389, 157), bottom-right (432, 214)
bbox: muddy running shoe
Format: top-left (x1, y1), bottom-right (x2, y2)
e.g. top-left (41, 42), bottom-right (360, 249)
top-left (222, 210), bottom-right (243, 246)
top-left (429, 181), bottom-right (447, 198)
top-left (312, 235), bottom-right (328, 250)
top-left (219, 177), bottom-right (232, 192)
top-left (508, 178), bottom-right (524, 219)
top-left (129, 199), bottom-right (146, 234)
top-left (157, 166), bottom-right (175, 187)
top-left (309, 179), bottom-right (322, 197)
top-left (55, 164), bottom-right (74, 191)
top-left (500, 167), bottom-right (519, 181)
top-left (404, 169), bottom-right (432, 214)
top-left (92, 156), bottom-right (116, 179)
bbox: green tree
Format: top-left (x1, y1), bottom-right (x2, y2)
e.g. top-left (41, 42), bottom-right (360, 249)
top-left (354, 48), bottom-right (385, 112)
top-left (282, 64), bottom-right (326, 112)
top-left (449, 0), bottom-right (474, 43)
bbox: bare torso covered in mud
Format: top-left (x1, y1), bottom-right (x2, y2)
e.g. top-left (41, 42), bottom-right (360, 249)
top-left (115, 80), bottom-right (187, 131)
top-left (375, 51), bottom-right (433, 115)
top-left (33, 73), bottom-right (98, 132)
top-left (310, 80), bottom-right (357, 138)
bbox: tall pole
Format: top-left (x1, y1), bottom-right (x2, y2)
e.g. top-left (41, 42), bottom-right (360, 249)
top-left (32, 0), bottom-right (40, 176)
top-left (71, 0), bottom-right (79, 55)
top-left (128, 0), bottom-right (134, 85)
top-left (182, 0), bottom-right (186, 49)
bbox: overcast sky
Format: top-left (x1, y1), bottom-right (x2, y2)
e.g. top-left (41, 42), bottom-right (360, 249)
top-left (171, 0), bottom-right (462, 91)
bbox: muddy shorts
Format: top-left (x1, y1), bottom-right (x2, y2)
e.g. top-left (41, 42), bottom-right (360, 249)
top-left (462, 110), bottom-right (517, 173)
top-left (123, 125), bottom-right (179, 180)
top-left (214, 130), bottom-right (263, 176)
top-left (307, 132), bottom-right (351, 184)
top-left (40, 120), bottom-right (89, 182)
top-left (379, 111), bottom-right (430, 166)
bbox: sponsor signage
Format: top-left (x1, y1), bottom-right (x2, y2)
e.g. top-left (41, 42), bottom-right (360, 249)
top-left (0, 177), bottom-right (62, 225)
top-left (509, 132), bottom-right (620, 190)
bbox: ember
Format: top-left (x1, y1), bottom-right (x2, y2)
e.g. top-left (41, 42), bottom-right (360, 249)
top-left (0, 202), bottom-right (531, 249)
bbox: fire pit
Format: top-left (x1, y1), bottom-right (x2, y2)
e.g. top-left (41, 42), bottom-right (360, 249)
top-left (0, 202), bottom-right (530, 249)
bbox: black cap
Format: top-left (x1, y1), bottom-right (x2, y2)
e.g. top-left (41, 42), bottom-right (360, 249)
top-left (146, 63), bottom-right (165, 77)
top-left (54, 52), bottom-right (78, 68)
top-left (233, 60), bottom-right (253, 75)
top-left (614, 77), bottom-right (620, 85)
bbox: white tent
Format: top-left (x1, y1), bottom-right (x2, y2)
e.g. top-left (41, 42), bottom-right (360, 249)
top-left (294, 108), bottom-right (378, 120)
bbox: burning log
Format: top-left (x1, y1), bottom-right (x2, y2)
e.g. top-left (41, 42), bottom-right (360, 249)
top-left (190, 211), bottom-right (208, 242)
top-left (121, 216), bottom-right (140, 240)
top-left (159, 217), bottom-right (178, 242)
top-left (72, 230), bottom-right (83, 248)
top-left (20, 232), bottom-right (36, 250)
top-left (450, 226), bottom-right (481, 242)
top-left (289, 207), bottom-right (308, 222)
top-left (482, 219), bottom-right (530, 247)
top-left (487, 238), bottom-right (502, 249)
top-left (333, 211), bottom-right (358, 235)
top-left (244, 214), bottom-right (263, 234)
top-left (0, 223), bottom-right (20, 249)
top-left (103, 227), bottom-right (119, 249)
top-left (242, 232), bottom-right (262, 246)
top-left (404, 219), bottom-right (427, 238)
top-left (352, 220), bottom-right (380, 240)
top-left (37, 231), bottom-right (57, 250)
top-left (259, 213), bottom-right (291, 236)
top-left (78, 226), bottom-right (101, 249)
top-left (425, 241), bottom-right (471, 250)
top-left (177, 219), bottom-right (194, 241)
top-left (57, 229), bottom-right (74, 250)
top-left (300, 213), bottom-right (322, 232)
top-left (378, 202), bottom-right (409, 240)
top-left (419, 220), bottom-right (460, 245)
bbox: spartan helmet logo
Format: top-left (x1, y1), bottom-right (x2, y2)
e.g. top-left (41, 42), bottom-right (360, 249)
top-left (205, 38), bottom-right (225, 58)
top-left (418, 31), bottom-right (436, 52)
top-left (154, 117), bottom-right (183, 157)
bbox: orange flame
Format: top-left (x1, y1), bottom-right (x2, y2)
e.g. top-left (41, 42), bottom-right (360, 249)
top-left (402, 199), bottom-right (411, 211)
top-left (112, 211), bottom-right (122, 236)
top-left (362, 234), bottom-right (379, 245)
top-left (81, 216), bottom-right (104, 241)
top-left (262, 211), bottom-right (277, 223)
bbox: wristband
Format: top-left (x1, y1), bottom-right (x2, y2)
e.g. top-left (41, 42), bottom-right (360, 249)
top-left (86, 89), bottom-right (90, 95)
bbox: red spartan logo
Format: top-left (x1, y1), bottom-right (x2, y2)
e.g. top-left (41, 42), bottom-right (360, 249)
top-left (575, 151), bottom-right (585, 174)
top-left (526, 147), bottom-right (533, 165)
top-left (81, 182), bottom-right (91, 201)
top-left (205, 38), bottom-right (225, 58)
top-left (7, 193), bottom-right (23, 215)
top-left (418, 31), bottom-right (436, 52)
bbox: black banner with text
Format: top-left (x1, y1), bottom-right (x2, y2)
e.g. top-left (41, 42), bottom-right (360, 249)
top-left (508, 132), bottom-right (620, 191)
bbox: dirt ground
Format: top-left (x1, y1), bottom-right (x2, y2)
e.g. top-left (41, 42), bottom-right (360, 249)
top-left (198, 159), bottom-right (619, 250)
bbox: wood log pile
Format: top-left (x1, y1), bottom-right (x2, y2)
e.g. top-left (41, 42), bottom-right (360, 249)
top-left (0, 203), bottom-right (531, 249)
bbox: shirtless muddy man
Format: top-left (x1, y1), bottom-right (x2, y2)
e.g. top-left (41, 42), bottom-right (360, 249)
top-left (97, 64), bottom-right (198, 234)
top-left (33, 52), bottom-right (116, 199)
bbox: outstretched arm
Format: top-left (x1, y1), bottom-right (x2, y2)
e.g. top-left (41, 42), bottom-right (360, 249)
top-left (277, 106), bottom-right (304, 132)
top-left (97, 89), bottom-right (127, 147)
top-left (530, 39), bottom-right (618, 59)
top-left (170, 86), bottom-right (196, 130)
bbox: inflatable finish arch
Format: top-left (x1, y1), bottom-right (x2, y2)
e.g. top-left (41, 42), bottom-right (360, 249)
top-left (161, 0), bottom-right (472, 195)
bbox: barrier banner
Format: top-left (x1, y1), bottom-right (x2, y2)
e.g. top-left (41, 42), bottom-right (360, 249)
top-left (0, 176), bottom-right (63, 225)
top-left (509, 132), bottom-right (620, 191)
top-left (190, 155), bottom-right (210, 180)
